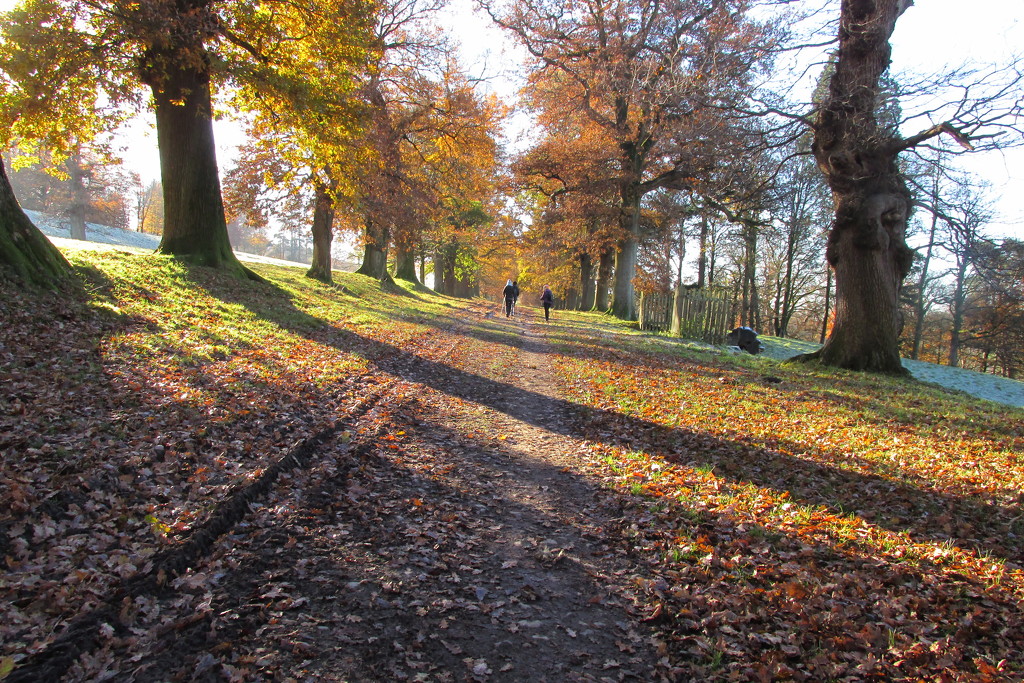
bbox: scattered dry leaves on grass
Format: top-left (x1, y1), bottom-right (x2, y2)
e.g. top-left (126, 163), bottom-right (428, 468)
top-left (546, 317), bottom-right (1023, 680)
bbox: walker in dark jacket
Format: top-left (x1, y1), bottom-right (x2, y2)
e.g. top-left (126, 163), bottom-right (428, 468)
top-left (502, 280), bottom-right (516, 317)
top-left (540, 285), bottom-right (554, 321)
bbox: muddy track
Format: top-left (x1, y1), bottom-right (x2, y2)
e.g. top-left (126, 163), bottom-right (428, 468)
top-left (22, 304), bottom-right (672, 682)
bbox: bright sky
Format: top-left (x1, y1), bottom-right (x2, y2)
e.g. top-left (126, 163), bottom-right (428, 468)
top-left (1, 0), bottom-right (1021, 237)
top-left (889, 0), bottom-right (1023, 238)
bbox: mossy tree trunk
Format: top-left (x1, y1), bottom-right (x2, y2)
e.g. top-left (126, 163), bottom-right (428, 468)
top-left (0, 157), bottom-right (71, 287)
top-left (140, 16), bottom-right (254, 280)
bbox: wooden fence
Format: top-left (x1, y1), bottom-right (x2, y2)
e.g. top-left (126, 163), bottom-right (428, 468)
top-left (638, 291), bottom-right (674, 332)
top-left (638, 288), bottom-right (731, 345)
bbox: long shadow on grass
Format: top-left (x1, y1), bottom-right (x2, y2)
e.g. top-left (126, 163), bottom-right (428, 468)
top-left (124, 407), bottom-right (667, 680)
top-left (537, 314), bottom-right (1024, 442)
top-left (127, 402), bottom-right (1024, 680)
top-left (207, 275), bottom-right (1024, 565)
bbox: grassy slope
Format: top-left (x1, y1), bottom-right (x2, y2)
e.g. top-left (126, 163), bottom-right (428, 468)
top-left (2, 246), bottom-right (1022, 679)
top-left (1, 246), bottom-right (455, 671)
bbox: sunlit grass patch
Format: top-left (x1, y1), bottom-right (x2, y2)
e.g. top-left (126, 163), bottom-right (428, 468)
top-left (2, 247), bottom-right (477, 657)
top-left (550, 316), bottom-right (1024, 678)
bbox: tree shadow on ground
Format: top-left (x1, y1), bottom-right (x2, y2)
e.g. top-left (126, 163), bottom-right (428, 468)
top-left (203, 276), bottom-right (1023, 565)
top-left (123, 389), bottom-right (1024, 680)
top-left (127, 411), bottom-right (664, 679)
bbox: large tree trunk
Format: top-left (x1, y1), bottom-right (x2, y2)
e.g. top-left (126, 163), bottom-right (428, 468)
top-left (0, 157), bottom-right (71, 287)
top-left (432, 241), bottom-right (458, 295)
top-left (595, 248), bottom-right (613, 311)
top-left (578, 252), bottom-right (595, 311)
top-left (612, 237), bottom-right (639, 320)
top-left (356, 217), bottom-right (391, 281)
top-left (802, 0), bottom-right (914, 375)
top-left (611, 187), bottom-right (641, 320)
top-left (358, 76), bottom-right (401, 286)
top-left (393, 240), bottom-right (420, 284)
top-left (144, 50), bottom-right (250, 277)
top-left (442, 256), bottom-right (456, 296)
top-left (306, 179), bottom-right (335, 283)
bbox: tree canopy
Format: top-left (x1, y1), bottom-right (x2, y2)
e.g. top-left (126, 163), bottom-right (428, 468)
top-left (1, 0), bottom-right (374, 278)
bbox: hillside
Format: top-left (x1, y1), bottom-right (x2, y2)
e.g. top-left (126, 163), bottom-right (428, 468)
top-left (758, 336), bottom-right (1024, 409)
top-left (1, 246), bottom-right (1022, 681)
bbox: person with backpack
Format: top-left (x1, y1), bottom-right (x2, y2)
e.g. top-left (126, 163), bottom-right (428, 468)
top-left (502, 279), bottom-right (516, 317)
top-left (540, 285), bottom-right (554, 321)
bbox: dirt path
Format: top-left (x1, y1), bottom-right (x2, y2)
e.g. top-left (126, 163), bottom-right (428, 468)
top-left (58, 304), bottom-right (671, 682)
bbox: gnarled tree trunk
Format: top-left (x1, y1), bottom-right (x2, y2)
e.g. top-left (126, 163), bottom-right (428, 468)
top-left (803, 0), bottom-right (915, 375)
top-left (306, 179), bottom-right (335, 283)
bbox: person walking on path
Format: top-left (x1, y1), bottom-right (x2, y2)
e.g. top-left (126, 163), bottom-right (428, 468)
top-left (540, 285), bottom-right (554, 321)
top-left (502, 280), bottom-right (516, 318)
top-left (511, 281), bottom-right (520, 316)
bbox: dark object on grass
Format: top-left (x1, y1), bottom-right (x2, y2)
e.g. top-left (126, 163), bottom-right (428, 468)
top-left (727, 326), bottom-right (763, 355)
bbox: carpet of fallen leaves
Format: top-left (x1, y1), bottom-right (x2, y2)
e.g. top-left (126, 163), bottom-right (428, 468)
top-left (2, 248), bottom-right (1022, 682)
top-left (547, 320), bottom-right (1024, 680)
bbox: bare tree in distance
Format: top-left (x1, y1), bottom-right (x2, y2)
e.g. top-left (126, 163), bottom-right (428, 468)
top-left (939, 179), bottom-right (995, 368)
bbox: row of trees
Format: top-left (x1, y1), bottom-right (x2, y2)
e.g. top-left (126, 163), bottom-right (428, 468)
top-left (524, 142), bottom-right (1024, 376)
top-left (2, 0), bottom-right (1021, 374)
top-left (495, 0), bottom-right (1023, 374)
top-left (1, 0), bottom-right (508, 292)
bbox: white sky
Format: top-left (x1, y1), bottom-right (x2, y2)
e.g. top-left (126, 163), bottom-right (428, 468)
top-left (1, 0), bottom-right (1021, 238)
top-left (889, 0), bottom-right (1023, 238)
